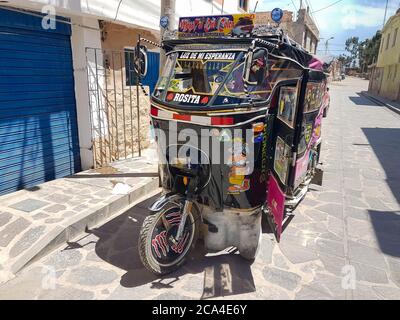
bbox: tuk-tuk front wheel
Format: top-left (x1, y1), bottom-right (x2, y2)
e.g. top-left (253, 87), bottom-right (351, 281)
top-left (138, 203), bottom-right (200, 276)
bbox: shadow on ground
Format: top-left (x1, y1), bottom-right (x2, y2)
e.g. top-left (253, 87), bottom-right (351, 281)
top-left (349, 93), bottom-right (384, 107)
top-left (363, 128), bottom-right (400, 258)
top-left (86, 194), bottom-right (257, 299)
top-left (368, 210), bottom-right (400, 258)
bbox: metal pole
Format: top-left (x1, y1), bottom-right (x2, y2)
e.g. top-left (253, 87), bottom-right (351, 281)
top-left (128, 51), bottom-right (134, 158)
top-left (112, 52), bottom-right (119, 160)
top-left (383, 0), bottom-right (389, 28)
top-left (253, 1), bottom-right (258, 13)
top-left (136, 35), bottom-right (142, 157)
top-left (103, 49), bottom-right (112, 164)
top-left (325, 37), bottom-right (334, 55)
top-left (119, 51), bottom-right (128, 159)
top-left (85, 48), bottom-right (97, 168)
top-left (94, 49), bottom-right (104, 166)
top-left (160, 0), bottom-right (176, 72)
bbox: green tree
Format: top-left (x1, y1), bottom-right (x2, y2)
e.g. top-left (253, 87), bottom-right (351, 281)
top-left (359, 31), bottom-right (382, 72)
top-left (338, 54), bottom-right (352, 68)
top-left (345, 36), bottom-right (360, 67)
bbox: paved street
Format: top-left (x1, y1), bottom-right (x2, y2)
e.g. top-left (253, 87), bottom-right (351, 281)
top-left (0, 77), bottom-right (399, 300)
top-left (0, 152), bottom-right (158, 284)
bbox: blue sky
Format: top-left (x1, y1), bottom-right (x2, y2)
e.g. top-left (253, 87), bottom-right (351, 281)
top-left (257, 0), bottom-right (400, 56)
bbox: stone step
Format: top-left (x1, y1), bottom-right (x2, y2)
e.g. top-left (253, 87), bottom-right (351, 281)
top-left (0, 155), bottom-right (159, 284)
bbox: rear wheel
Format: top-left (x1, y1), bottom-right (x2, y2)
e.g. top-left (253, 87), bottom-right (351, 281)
top-left (138, 202), bottom-right (200, 275)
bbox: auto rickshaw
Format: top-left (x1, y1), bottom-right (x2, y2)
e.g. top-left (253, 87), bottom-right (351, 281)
top-left (137, 11), bottom-right (328, 275)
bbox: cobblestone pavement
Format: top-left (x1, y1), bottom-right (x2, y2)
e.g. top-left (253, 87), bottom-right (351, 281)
top-left (0, 149), bottom-right (158, 283)
top-left (0, 77), bottom-right (399, 300)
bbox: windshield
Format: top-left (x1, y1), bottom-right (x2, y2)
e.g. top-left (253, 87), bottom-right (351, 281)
top-left (154, 51), bottom-right (239, 106)
top-left (153, 50), bottom-right (272, 107)
top-left (219, 54), bottom-right (270, 101)
top-left (154, 51), bottom-right (266, 106)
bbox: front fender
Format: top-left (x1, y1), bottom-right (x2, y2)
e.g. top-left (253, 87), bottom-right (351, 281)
top-left (148, 192), bottom-right (186, 214)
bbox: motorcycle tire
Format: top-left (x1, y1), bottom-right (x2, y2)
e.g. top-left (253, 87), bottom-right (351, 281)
top-left (138, 202), bottom-right (200, 276)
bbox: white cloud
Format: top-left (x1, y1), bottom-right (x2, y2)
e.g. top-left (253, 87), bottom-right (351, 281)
top-left (257, 0), bottom-right (398, 39)
top-left (340, 5), bottom-right (386, 30)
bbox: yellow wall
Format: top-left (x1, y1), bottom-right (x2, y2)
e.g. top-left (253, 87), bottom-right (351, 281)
top-left (376, 13), bottom-right (400, 101)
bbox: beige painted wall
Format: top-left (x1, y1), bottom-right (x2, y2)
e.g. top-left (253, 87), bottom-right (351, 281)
top-left (375, 12), bottom-right (400, 101)
top-left (255, 10), bottom-right (319, 54)
top-left (101, 22), bottom-right (159, 53)
top-left (91, 22), bottom-right (160, 166)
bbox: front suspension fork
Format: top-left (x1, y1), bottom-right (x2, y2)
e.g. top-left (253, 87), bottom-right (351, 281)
top-left (175, 200), bottom-right (192, 241)
top-left (174, 176), bottom-right (197, 242)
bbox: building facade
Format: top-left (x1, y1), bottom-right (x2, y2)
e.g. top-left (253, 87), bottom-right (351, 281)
top-left (0, 0), bottom-right (253, 195)
top-left (255, 7), bottom-right (319, 54)
top-left (369, 9), bottom-right (400, 101)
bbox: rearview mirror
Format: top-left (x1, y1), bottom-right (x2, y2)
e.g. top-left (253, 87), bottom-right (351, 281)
top-left (135, 45), bottom-right (148, 78)
top-left (242, 48), bottom-right (268, 86)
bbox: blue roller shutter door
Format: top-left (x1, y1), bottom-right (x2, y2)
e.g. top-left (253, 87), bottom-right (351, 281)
top-left (0, 8), bottom-right (81, 195)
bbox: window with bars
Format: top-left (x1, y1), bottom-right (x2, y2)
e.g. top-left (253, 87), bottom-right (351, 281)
top-left (125, 49), bottom-right (139, 86)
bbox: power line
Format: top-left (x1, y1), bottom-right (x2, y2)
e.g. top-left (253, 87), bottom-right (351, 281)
top-left (323, 48), bottom-right (346, 51)
top-left (304, 0), bottom-right (320, 29)
top-left (114, 0), bottom-right (124, 21)
top-left (290, 0), bottom-right (298, 12)
top-left (327, 43), bottom-right (346, 46)
top-left (383, 0), bottom-right (389, 28)
top-left (305, 0), bottom-right (322, 36)
top-left (312, 0), bottom-right (344, 14)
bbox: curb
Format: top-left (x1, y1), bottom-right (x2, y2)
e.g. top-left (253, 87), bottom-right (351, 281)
top-left (360, 92), bottom-right (400, 116)
top-left (3, 177), bottom-right (159, 283)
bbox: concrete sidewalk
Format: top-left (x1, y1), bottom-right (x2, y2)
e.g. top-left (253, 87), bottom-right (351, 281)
top-left (361, 91), bottom-right (400, 115)
top-left (0, 148), bottom-right (159, 284)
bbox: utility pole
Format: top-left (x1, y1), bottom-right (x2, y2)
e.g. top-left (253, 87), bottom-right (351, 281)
top-left (160, 0), bottom-right (176, 72)
top-left (253, 1), bottom-right (258, 13)
top-left (325, 36), bottom-right (334, 55)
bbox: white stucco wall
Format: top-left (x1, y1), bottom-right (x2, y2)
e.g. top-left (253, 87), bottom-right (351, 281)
top-left (70, 16), bottom-right (102, 170)
top-left (4, 0), bottom-right (257, 30)
top-left (3, 0), bottom-right (160, 30)
top-left (2, 0), bottom-right (258, 170)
